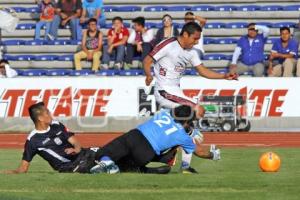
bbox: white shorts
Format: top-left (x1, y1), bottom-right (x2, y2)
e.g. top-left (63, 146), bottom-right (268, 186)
top-left (154, 86), bottom-right (197, 109)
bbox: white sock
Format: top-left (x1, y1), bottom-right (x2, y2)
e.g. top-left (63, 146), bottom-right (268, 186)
top-left (181, 150), bottom-right (193, 168)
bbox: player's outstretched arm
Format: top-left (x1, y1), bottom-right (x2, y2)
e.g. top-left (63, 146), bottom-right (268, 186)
top-left (2, 160), bottom-right (30, 174)
top-left (143, 55), bottom-right (154, 86)
top-left (193, 143), bottom-right (221, 160)
top-left (196, 65), bottom-right (238, 80)
top-left (193, 143), bottom-right (213, 159)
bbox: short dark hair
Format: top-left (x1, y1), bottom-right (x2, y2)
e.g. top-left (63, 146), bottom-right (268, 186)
top-left (88, 18), bottom-right (98, 24)
top-left (180, 22), bottom-right (202, 36)
top-left (162, 14), bottom-right (172, 20)
top-left (0, 59), bottom-right (9, 65)
top-left (247, 23), bottom-right (256, 28)
top-left (132, 17), bottom-right (145, 27)
top-left (112, 16), bottom-right (123, 23)
top-left (280, 26), bottom-right (290, 33)
top-left (185, 11), bottom-right (194, 16)
top-left (171, 105), bottom-right (196, 125)
top-left (29, 102), bottom-right (46, 123)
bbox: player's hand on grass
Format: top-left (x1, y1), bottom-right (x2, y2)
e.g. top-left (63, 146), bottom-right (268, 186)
top-left (210, 145), bottom-right (221, 161)
top-left (145, 75), bottom-right (153, 86)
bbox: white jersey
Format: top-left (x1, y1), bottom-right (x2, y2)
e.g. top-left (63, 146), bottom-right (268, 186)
top-left (149, 37), bottom-right (202, 90)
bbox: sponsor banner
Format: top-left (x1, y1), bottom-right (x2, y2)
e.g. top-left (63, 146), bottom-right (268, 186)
top-left (0, 77), bottom-right (299, 117)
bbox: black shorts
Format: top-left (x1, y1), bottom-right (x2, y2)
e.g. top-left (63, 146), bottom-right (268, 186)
top-left (58, 148), bottom-right (97, 173)
top-left (95, 129), bottom-right (156, 167)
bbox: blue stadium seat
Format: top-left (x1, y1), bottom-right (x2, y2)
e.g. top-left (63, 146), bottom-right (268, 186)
top-left (237, 5), bottom-right (261, 11)
top-left (47, 40), bottom-right (71, 45)
top-left (225, 55), bottom-right (233, 60)
top-left (256, 22), bottom-right (273, 27)
top-left (69, 70), bottom-right (95, 76)
top-left (11, 7), bottom-right (26, 12)
top-left (119, 69), bottom-right (142, 76)
top-left (103, 6), bottom-right (119, 12)
top-left (184, 69), bottom-right (198, 75)
top-left (25, 40), bottom-right (48, 45)
top-left (15, 69), bottom-right (24, 76)
top-left (22, 69), bottom-right (47, 76)
top-left (3, 55), bottom-right (17, 61)
top-left (203, 38), bottom-right (216, 44)
top-left (260, 5), bottom-right (283, 11)
top-left (166, 6), bottom-right (191, 11)
top-left (46, 69), bottom-right (71, 76)
top-left (105, 22), bottom-right (130, 28)
top-left (215, 38), bottom-right (238, 44)
top-left (144, 6), bottom-right (168, 12)
top-left (266, 38), bottom-right (278, 44)
top-left (145, 22), bottom-right (159, 29)
top-left (272, 22), bottom-right (296, 28)
top-left (225, 22), bottom-right (248, 28)
top-left (69, 40), bottom-right (82, 45)
top-left (203, 54), bottom-right (228, 60)
top-left (96, 69), bottom-right (118, 76)
top-left (58, 55), bottom-right (74, 61)
top-left (191, 5), bottom-right (215, 11)
top-left (1, 40), bottom-right (25, 45)
top-left (25, 7), bottom-right (40, 13)
top-left (14, 55), bottom-right (36, 61)
top-left (35, 55), bottom-right (59, 61)
top-left (241, 71), bottom-right (254, 76)
top-left (118, 6), bottom-right (141, 12)
top-left (214, 5), bottom-right (237, 11)
top-left (205, 23), bottom-right (226, 29)
top-left (283, 5), bottom-right (300, 11)
top-left (215, 69), bottom-right (229, 74)
top-left (172, 23), bottom-right (184, 29)
top-left (16, 23), bottom-right (35, 30)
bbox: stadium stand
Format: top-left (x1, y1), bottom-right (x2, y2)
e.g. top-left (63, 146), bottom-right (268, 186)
top-left (0, 0), bottom-right (300, 75)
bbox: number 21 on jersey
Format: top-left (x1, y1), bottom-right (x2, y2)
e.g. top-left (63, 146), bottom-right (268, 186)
top-left (154, 115), bottom-right (178, 135)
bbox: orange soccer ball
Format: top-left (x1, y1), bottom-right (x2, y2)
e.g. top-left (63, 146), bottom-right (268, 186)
top-left (259, 152), bottom-right (281, 172)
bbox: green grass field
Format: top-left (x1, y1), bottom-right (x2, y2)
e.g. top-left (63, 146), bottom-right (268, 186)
top-left (0, 148), bottom-right (299, 200)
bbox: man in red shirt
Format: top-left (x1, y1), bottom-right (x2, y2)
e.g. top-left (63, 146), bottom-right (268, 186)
top-left (102, 16), bottom-right (129, 69)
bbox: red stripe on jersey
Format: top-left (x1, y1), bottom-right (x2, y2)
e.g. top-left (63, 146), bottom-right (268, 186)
top-left (159, 90), bottom-right (196, 107)
top-left (149, 37), bottom-right (177, 58)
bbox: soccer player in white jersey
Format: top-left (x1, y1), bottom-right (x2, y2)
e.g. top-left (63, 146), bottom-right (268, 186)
top-left (143, 22), bottom-right (237, 173)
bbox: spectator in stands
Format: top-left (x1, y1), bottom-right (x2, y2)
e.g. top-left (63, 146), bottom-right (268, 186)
top-left (154, 14), bottom-right (179, 45)
top-left (124, 17), bottom-right (154, 70)
top-left (268, 27), bottom-right (299, 77)
top-left (102, 16), bottom-right (129, 70)
top-left (48, 0), bottom-right (82, 40)
top-left (74, 18), bottom-right (103, 72)
top-left (80, 0), bottom-right (106, 29)
top-left (230, 23), bottom-right (270, 77)
top-left (34, 0), bottom-right (55, 40)
top-left (184, 12), bottom-right (206, 58)
top-left (0, 59), bottom-right (18, 78)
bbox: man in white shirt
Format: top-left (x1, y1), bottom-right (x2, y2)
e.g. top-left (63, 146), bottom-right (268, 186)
top-left (124, 17), bottom-right (154, 70)
top-left (0, 59), bottom-right (18, 78)
top-left (143, 22), bottom-right (237, 173)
